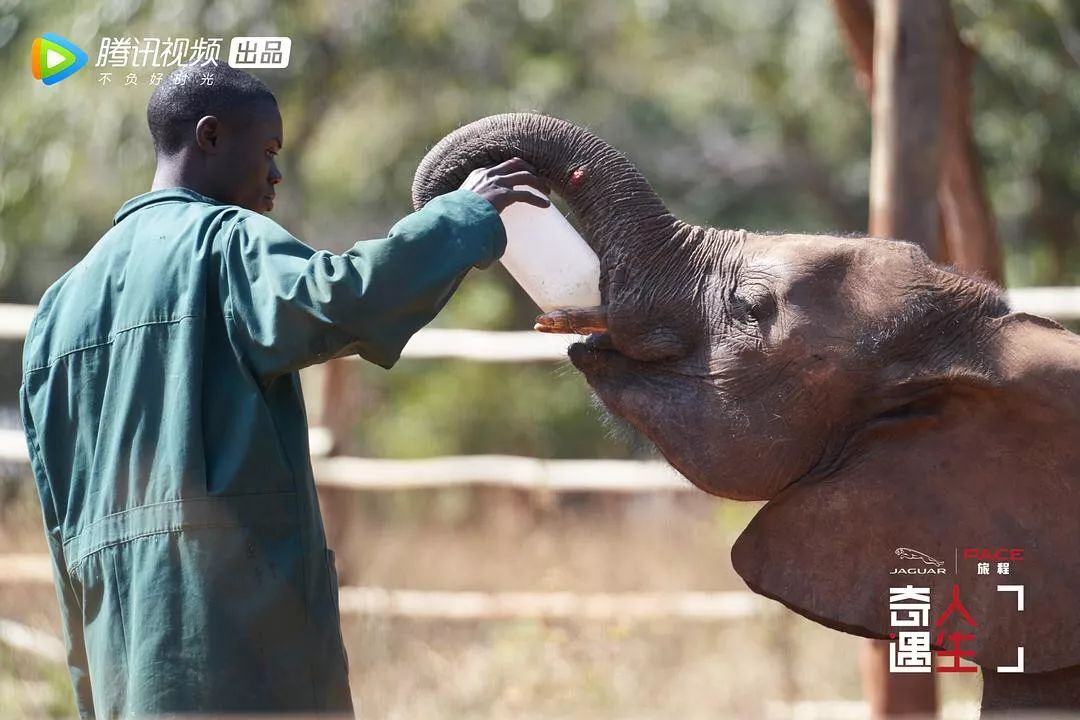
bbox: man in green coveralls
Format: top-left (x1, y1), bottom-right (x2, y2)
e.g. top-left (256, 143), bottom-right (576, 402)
top-left (19, 63), bottom-right (550, 717)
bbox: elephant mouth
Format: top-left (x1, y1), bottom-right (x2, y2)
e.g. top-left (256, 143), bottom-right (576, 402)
top-left (567, 333), bottom-right (618, 372)
top-left (566, 331), bottom-right (661, 384)
top-left (566, 332), bottom-right (621, 373)
top-left (537, 307), bottom-right (623, 372)
top-left (582, 331), bottom-right (614, 350)
top-left (538, 306), bottom-right (688, 368)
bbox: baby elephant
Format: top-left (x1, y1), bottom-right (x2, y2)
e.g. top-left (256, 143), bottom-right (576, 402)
top-left (414, 112), bottom-right (1080, 715)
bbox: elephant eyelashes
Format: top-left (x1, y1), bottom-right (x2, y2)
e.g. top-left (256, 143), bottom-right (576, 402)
top-left (731, 291), bottom-right (776, 326)
top-left (749, 294), bottom-right (777, 324)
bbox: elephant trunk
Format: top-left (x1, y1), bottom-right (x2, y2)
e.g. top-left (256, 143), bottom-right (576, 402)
top-left (413, 113), bottom-right (713, 362)
top-left (411, 113), bottom-right (685, 264)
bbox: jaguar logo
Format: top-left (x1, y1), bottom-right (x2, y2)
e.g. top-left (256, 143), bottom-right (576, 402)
top-left (895, 547), bottom-right (945, 567)
top-left (892, 547), bottom-right (947, 574)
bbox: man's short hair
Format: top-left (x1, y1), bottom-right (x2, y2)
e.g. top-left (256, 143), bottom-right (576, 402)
top-left (147, 63), bottom-right (277, 155)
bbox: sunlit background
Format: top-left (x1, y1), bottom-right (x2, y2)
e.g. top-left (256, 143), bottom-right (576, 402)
top-left (1, 0), bottom-right (1077, 717)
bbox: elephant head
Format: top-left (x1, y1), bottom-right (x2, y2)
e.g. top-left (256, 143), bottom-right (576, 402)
top-left (413, 113), bottom-right (1080, 676)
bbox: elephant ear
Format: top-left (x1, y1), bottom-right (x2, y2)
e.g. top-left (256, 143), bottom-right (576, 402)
top-left (731, 373), bottom-right (1080, 674)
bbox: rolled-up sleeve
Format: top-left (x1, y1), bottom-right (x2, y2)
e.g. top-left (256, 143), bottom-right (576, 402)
top-left (217, 189), bottom-right (506, 380)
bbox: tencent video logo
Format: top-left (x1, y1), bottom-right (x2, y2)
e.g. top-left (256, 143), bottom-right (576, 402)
top-left (31, 33), bottom-right (88, 85)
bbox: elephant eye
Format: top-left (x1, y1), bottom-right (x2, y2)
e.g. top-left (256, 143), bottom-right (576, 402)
top-left (748, 292), bottom-right (777, 323)
top-left (731, 289), bottom-right (776, 325)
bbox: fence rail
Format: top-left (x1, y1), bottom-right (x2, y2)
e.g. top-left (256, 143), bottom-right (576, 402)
top-left (340, 587), bottom-right (768, 620)
top-left (0, 428), bottom-right (686, 491)
top-left (4, 287), bottom-right (1078, 487)
top-left (1, 553), bottom-right (765, 622)
top-left (3, 286), bottom-right (1080, 354)
top-left (315, 454), bottom-right (689, 492)
top-left (0, 617), bottom-right (66, 663)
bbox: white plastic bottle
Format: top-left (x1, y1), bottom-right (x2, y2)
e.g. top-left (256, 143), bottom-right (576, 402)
top-left (494, 186), bottom-right (602, 312)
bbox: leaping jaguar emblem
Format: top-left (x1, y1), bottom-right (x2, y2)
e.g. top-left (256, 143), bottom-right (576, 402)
top-left (895, 547), bottom-right (945, 567)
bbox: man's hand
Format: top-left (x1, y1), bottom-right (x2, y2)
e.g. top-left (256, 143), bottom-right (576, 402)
top-left (460, 157), bottom-right (552, 212)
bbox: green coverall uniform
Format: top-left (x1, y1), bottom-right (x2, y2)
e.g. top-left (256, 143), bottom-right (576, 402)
top-left (19, 187), bottom-right (506, 717)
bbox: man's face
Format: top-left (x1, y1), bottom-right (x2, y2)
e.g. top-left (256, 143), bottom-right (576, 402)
top-left (210, 100), bottom-right (283, 214)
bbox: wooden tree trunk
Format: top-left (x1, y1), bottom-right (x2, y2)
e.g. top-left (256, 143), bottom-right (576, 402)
top-left (833, 3), bottom-right (1007, 713)
top-left (871, 0), bottom-right (946, 713)
top-left (868, 0), bottom-right (946, 249)
top-left (832, 0), bottom-right (1004, 284)
top-left (864, 10), bottom-right (947, 716)
top-left (834, 0), bottom-right (963, 716)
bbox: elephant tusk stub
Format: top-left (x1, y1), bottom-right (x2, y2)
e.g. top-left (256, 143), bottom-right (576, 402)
top-left (533, 305), bottom-right (608, 334)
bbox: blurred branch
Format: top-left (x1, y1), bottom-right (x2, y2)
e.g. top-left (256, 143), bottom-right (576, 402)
top-left (831, 0), bottom-right (874, 96)
top-left (939, 7), bottom-right (1005, 284)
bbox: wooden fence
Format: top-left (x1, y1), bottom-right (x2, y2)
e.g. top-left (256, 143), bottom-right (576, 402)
top-left (0, 286), bottom-right (1077, 483)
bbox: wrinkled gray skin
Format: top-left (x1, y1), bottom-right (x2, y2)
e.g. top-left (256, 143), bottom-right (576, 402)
top-left (413, 113), bottom-right (1080, 714)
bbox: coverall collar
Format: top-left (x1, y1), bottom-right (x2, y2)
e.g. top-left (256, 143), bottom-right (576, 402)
top-left (114, 187), bottom-right (225, 225)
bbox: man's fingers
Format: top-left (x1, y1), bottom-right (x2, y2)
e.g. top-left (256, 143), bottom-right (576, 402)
top-left (505, 189), bottom-right (551, 208)
top-left (489, 157), bottom-right (536, 175)
top-left (497, 171), bottom-right (551, 194)
top-left (534, 306), bottom-right (608, 334)
top-left (462, 158), bottom-right (555, 211)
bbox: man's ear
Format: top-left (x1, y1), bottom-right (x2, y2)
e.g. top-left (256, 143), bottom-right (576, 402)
top-left (195, 115), bottom-right (221, 153)
top-left (730, 364), bottom-right (1080, 674)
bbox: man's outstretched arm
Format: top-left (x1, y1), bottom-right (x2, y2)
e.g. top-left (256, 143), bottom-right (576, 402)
top-left (217, 159), bottom-right (549, 381)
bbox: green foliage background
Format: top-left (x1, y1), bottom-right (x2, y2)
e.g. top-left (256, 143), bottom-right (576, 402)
top-left (1, 0), bottom-right (1077, 460)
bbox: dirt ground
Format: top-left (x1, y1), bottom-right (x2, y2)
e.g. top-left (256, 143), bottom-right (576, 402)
top-left (0, 479), bottom-right (984, 719)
